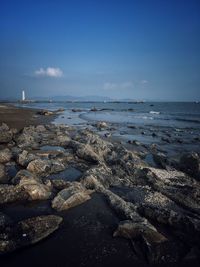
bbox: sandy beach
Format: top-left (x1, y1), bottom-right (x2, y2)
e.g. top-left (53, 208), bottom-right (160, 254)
top-left (0, 104), bottom-right (200, 267)
top-left (0, 104), bottom-right (57, 130)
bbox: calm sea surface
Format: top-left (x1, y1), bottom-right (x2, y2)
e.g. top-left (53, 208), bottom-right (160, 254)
top-left (16, 102), bottom-right (200, 155)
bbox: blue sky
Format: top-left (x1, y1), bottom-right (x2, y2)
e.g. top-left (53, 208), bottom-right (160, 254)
top-left (0, 0), bottom-right (200, 100)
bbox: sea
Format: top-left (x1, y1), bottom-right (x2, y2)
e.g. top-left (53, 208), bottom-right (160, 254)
top-left (16, 101), bottom-right (200, 156)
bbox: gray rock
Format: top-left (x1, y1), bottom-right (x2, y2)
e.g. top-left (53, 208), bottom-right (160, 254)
top-left (137, 167), bottom-right (200, 215)
top-left (96, 121), bottom-right (108, 130)
top-left (113, 220), bottom-right (167, 244)
top-left (13, 169), bottom-right (52, 201)
top-left (179, 152), bottom-right (200, 180)
top-left (52, 182), bottom-right (93, 211)
top-left (18, 150), bottom-right (38, 167)
top-left (0, 184), bottom-right (28, 204)
top-left (27, 159), bottom-right (51, 175)
top-left (0, 215), bottom-right (63, 254)
top-left (0, 148), bottom-right (12, 163)
top-left (76, 144), bottom-right (99, 163)
top-left (0, 123), bottom-right (13, 143)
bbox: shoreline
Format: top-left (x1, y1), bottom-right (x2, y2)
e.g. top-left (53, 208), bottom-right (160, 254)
top-left (0, 103), bottom-right (57, 131)
top-left (0, 105), bottom-right (200, 267)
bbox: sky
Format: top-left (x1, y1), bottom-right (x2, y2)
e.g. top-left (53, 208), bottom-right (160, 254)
top-left (0, 0), bottom-right (200, 101)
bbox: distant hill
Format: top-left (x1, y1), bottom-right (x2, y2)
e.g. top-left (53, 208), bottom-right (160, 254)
top-left (32, 95), bottom-right (112, 102)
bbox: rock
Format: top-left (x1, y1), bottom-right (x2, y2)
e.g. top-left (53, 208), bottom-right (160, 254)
top-left (56, 134), bottom-right (71, 146)
top-left (137, 167), bottom-right (200, 215)
top-left (81, 164), bottom-right (116, 189)
top-left (52, 182), bottom-right (93, 211)
top-left (27, 159), bottom-right (51, 175)
top-left (0, 148), bottom-right (12, 163)
top-left (71, 109), bottom-right (83, 112)
top-left (152, 133), bottom-right (157, 137)
top-left (0, 215), bottom-right (63, 254)
top-left (153, 152), bottom-right (169, 169)
top-left (0, 184), bottom-right (28, 204)
top-left (90, 107), bottom-right (97, 112)
top-left (179, 152), bottom-right (200, 180)
top-left (35, 125), bottom-right (46, 132)
top-left (18, 150), bottom-right (37, 167)
top-left (37, 110), bottom-right (54, 116)
top-left (50, 160), bottom-right (66, 173)
top-left (76, 144), bottom-right (99, 164)
top-left (18, 215), bottom-right (62, 244)
top-left (0, 123), bottom-right (13, 143)
top-left (50, 179), bottom-right (71, 191)
top-left (113, 220), bottom-right (167, 244)
top-left (96, 121), bottom-right (108, 130)
top-left (104, 132), bottom-right (111, 138)
top-left (15, 127), bottom-right (40, 148)
top-left (12, 170), bottom-right (52, 201)
top-left (0, 164), bottom-right (9, 184)
top-left (128, 140), bottom-right (141, 146)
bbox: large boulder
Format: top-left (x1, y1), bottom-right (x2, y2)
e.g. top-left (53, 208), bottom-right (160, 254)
top-left (0, 215), bottom-right (63, 254)
top-left (137, 167), bottom-right (200, 215)
top-left (27, 159), bottom-right (51, 175)
top-left (0, 184), bottom-right (28, 204)
top-left (76, 144), bottom-right (99, 164)
top-left (56, 134), bottom-right (71, 146)
top-left (81, 164), bottom-right (116, 189)
top-left (15, 126), bottom-right (40, 148)
top-left (17, 150), bottom-right (37, 167)
top-left (52, 182), bottom-right (93, 211)
top-left (113, 220), bottom-right (167, 244)
top-left (13, 170), bottom-right (52, 201)
top-left (0, 148), bottom-right (12, 163)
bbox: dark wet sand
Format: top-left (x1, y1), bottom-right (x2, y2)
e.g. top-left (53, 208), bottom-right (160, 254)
top-left (0, 104), bottom-right (56, 130)
top-left (1, 193), bottom-right (144, 267)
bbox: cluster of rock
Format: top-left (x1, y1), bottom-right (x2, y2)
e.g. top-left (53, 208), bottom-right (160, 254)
top-left (0, 122), bottom-right (200, 265)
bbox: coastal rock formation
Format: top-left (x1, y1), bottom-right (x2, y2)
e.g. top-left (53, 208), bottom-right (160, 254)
top-left (0, 148), bottom-right (12, 163)
top-left (0, 123), bottom-right (13, 143)
top-left (52, 182), bottom-right (93, 211)
top-left (12, 170), bottom-right (52, 200)
top-left (179, 152), bottom-right (200, 180)
top-left (0, 123), bottom-right (200, 264)
top-left (27, 159), bottom-right (51, 174)
top-left (0, 184), bottom-right (28, 204)
top-left (0, 215), bottom-right (63, 254)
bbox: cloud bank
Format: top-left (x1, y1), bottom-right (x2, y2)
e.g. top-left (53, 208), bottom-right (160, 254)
top-left (35, 67), bottom-right (63, 78)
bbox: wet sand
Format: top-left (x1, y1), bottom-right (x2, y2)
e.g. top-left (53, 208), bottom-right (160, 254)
top-left (1, 193), bottom-right (144, 267)
top-left (0, 104), bottom-right (56, 130)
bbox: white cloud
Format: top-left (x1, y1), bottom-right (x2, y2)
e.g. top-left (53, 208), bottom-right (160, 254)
top-left (103, 81), bottom-right (133, 90)
top-left (140, 80), bottom-right (148, 84)
top-left (35, 67), bottom-right (63, 78)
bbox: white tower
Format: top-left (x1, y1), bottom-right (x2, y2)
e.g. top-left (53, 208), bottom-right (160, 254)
top-left (22, 90), bottom-right (25, 101)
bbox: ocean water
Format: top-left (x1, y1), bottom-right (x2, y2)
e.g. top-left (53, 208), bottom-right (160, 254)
top-left (16, 101), bottom-right (200, 155)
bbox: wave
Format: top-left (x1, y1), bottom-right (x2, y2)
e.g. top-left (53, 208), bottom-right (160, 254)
top-left (174, 118), bottom-right (200, 124)
top-left (149, 111), bottom-right (160, 114)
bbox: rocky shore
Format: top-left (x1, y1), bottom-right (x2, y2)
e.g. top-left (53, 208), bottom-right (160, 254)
top-left (0, 106), bottom-right (200, 266)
